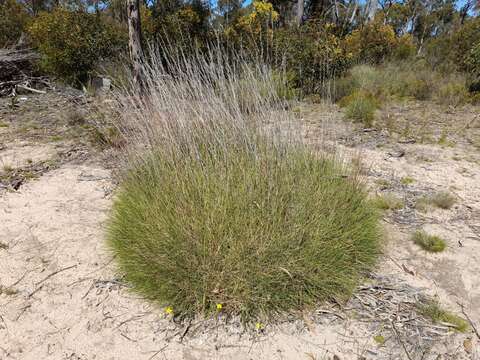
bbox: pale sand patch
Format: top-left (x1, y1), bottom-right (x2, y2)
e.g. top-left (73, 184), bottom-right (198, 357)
top-left (0, 142), bottom-right (57, 169)
top-left (0, 164), bottom-right (375, 360)
top-left (0, 149), bottom-right (477, 359)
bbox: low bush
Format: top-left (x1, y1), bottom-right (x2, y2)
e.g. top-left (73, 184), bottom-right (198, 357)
top-left (437, 82), bottom-right (470, 107)
top-left (341, 91), bottom-right (378, 126)
top-left (466, 42), bottom-right (480, 93)
top-left (344, 19), bottom-right (415, 64)
top-left (273, 22), bottom-right (353, 95)
top-left (412, 230), bottom-right (446, 253)
top-left (333, 62), bottom-right (471, 105)
top-left (107, 47), bottom-right (381, 321)
top-left (27, 9), bottom-right (127, 84)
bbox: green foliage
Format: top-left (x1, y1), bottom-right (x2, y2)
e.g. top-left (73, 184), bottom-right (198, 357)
top-left (0, 0), bottom-right (29, 47)
top-left (341, 90), bottom-right (378, 126)
top-left (373, 335), bottom-right (386, 345)
top-left (412, 230), bottom-right (446, 253)
top-left (417, 301), bottom-right (469, 332)
top-left (27, 9), bottom-right (126, 84)
top-left (400, 176), bottom-right (415, 185)
top-left (273, 22), bottom-right (354, 94)
top-left (345, 19), bottom-right (415, 64)
top-left (466, 42), bottom-right (480, 93)
top-left (107, 144), bottom-right (381, 321)
top-left (147, 2), bottom-right (212, 51)
top-left (425, 18), bottom-right (480, 74)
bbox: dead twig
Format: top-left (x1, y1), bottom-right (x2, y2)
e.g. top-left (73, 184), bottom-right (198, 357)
top-left (35, 264), bottom-right (78, 287)
top-left (457, 302), bottom-right (480, 340)
top-left (392, 321), bottom-right (414, 360)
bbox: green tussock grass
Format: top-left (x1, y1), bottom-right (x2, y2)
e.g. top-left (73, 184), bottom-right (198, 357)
top-left (372, 193), bottom-right (404, 210)
top-left (400, 176), bottom-right (415, 185)
top-left (412, 230), bottom-right (446, 252)
top-left (417, 301), bottom-right (469, 332)
top-left (108, 144), bottom-right (381, 321)
top-left (373, 335), bottom-right (386, 345)
top-left (416, 191), bottom-right (456, 211)
top-left (341, 91), bottom-right (378, 126)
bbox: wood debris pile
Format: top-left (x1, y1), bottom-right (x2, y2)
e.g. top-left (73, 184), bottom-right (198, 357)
top-left (0, 48), bottom-right (51, 96)
top-left (346, 274), bottom-right (461, 359)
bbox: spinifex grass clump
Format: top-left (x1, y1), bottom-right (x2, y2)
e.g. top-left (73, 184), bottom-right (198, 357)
top-left (107, 45), bottom-right (381, 321)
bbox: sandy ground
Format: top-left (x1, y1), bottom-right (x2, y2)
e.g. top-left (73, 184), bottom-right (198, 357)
top-left (1, 94), bottom-right (479, 359)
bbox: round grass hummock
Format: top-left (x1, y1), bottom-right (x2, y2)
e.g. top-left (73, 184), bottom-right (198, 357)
top-left (107, 145), bottom-right (381, 321)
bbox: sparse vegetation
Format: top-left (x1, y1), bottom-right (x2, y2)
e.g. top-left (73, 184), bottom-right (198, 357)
top-left (416, 191), bottom-right (456, 211)
top-left (2, 164), bottom-right (14, 173)
top-left (375, 179), bottom-right (392, 189)
top-left (400, 176), bottom-right (415, 185)
top-left (0, 285), bottom-right (18, 296)
top-left (341, 91), bottom-right (378, 126)
top-left (372, 193), bottom-right (404, 210)
top-left (417, 301), bottom-right (469, 332)
top-left (412, 230), bottom-right (446, 252)
top-left (373, 335), bottom-right (386, 345)
top-left (335, 63), bottom-right (472, 107)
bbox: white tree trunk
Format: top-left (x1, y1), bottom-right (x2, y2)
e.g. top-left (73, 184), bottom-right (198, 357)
top-left (366, 0), bottom-right (378, 22)
top-left (296, 0), bottom-right (304, 26)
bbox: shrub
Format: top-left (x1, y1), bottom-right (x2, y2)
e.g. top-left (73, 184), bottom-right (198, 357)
top-left (392, 34), bottom-right (416, 61)
top-left (344, 20), bottom-right (407, 64)
top-left (332, 62), bottom-right (473, 105)
top-left (0, 0), bottom-right (29, 47)
top-left (437, 82), bottom-right (469, 107)
top-left (417, 301), bottom-right (469, 332)
top-left (412, 230), bottom-right (446, 252)
top-left (425, 17), bottom-right (480, 74)
top-left (27, 9), bottom-right (126, 83)
top-left (465, 42), bottom-right (480, 93)
top-left (107, 46), bottom-right (381, 321)
top-left (341, 91), bottom-right (378, 126)
top-left (273, 22), bottom-right (353, 95)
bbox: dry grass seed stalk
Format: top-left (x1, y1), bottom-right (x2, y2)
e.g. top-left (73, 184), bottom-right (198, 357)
top-left (107, 46), bottom-right (382, 322)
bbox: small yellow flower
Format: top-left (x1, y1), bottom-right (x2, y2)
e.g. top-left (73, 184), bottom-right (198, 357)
top-left (216, 303), bottom-right (223, 311)
top-left (255, 322), bottom-right (264, 330)
top-left (165, 306), bottom-right (174, 315)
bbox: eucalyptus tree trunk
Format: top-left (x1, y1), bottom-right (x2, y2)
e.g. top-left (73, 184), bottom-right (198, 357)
top-left (127, 0), bottom-right (144, 90)
top-left (366, 0), bottom-right (378, 22)
top-left (296, 0), bottom-right (304, 26)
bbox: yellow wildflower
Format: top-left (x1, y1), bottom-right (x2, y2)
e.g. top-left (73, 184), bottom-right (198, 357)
top-left (216, 303), bottom-right (223, 311)
top-left (165, 306), bottom-right (174, 315)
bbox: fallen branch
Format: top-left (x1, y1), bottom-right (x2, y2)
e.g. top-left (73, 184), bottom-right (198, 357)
top-left (16, 84), bottom-right (46, 94)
